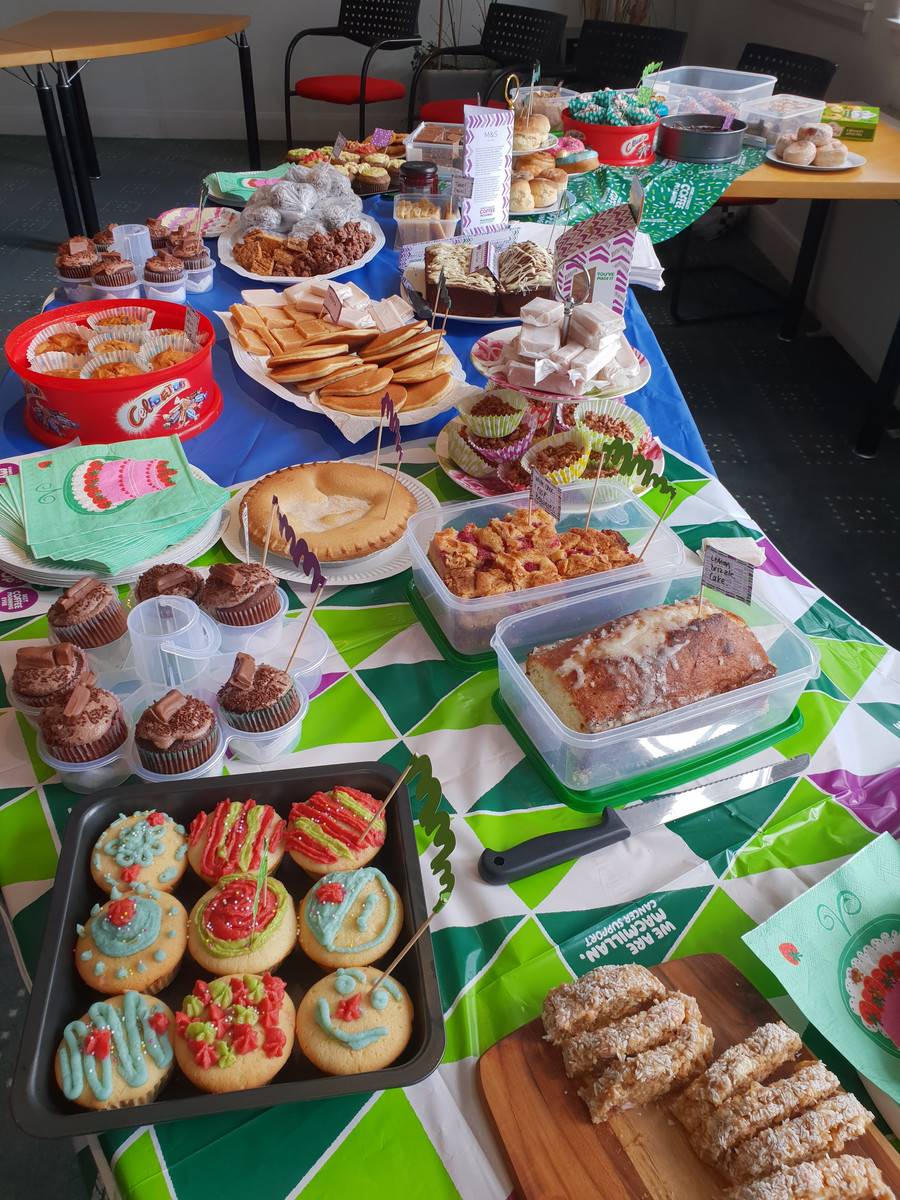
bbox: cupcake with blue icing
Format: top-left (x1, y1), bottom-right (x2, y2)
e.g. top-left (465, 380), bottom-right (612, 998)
top-left (90, 809), bottom-right (189, 895)
top-left (295, 966), bottom-right (413, 1075)
top-left (55, 991), bottom-right (175, 1110)
top-left (75, 891), bottom-right (188, 995)
top-left (297, 867), bottom-right (403, 969)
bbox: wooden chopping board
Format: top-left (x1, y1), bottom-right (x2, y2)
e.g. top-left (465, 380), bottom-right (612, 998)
top-left (478, 953), bottom-right (900, 1200)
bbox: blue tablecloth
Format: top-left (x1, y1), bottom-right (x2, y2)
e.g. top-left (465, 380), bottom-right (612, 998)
top-left (0, 198), bottom-right (713, 482)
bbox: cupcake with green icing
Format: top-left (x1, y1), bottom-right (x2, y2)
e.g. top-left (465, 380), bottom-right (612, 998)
top-left (187, 873), bottom-right (295, 975)
top-left (75, 892), bottom-right (188, 995)
top-left (298, 867), bottom-right (403, 969)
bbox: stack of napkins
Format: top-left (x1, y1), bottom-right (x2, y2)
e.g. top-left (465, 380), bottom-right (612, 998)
top-left (629, 232), bottom-right (665, 291)
top-left (0, 437), bottom-right (228, 574)
top-left (207, 165), bottom-right (292, 203)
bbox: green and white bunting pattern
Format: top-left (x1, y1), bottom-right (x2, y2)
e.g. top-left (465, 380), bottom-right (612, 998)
top-left (1, 438), bottom-right (898, 1200)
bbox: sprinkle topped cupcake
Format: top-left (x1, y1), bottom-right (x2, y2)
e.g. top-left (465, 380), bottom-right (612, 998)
top-left (10, 642), bottom-right (89, 710)
top-left (91, 809), bottom-right (189, 893)
top-left (56, 236), bottom-right (100, 280)
top-left (217, 652), bottom-right (301, 733)
top-left (188, 872), bottom-right (295, 975)
top-left (134, 562), bottom-right (203, 603)
top-left (287, 786), bottom-right (386, 877)
top-left (188, 798), bottom-right (286, 884)
top-left (134, 689), bottom-right (218, 775)
top-left (143, 250), bottom-right (184, 284)
top-left (39, 674), bottom-right (128, 763)
top-left (48, 576), bottom-right (128, 649)
top-left (200, 562), bottom-right (280, 627)
top-left (74, 891), bottom-right (188, 994)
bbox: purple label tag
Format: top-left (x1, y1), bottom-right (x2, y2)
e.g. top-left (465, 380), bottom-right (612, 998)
top-left (530, 471), bottom-right (562, 521)
top-left (323, 286), bottom-right (344, 325)
top-left (469, 241), bottom-right (499, 279)
top-left (0, 462), bottom-right (20, 483)
top-left (381, 392), bottom-right (403, 461)
top-left (701, 546), bottom-right (754, 604)
top-left (184, 306), bottom-right (200, 345)
top-left (332, 132), bottom-right (347, 160)
top-left (272, 494), bottom-right (327, 593)
top-left (371, 127), bottom-right (393, 148)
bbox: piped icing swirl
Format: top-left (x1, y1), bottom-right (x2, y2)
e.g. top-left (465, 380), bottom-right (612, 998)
top-left (175, 974), bottom-right (287, 1066)
top-left (194, 873), bottom-right (288, 956)
top-left (57, 992), bottom-right (172, 1101)
top-left (287, 787), bottom-right (385, 866)
top-left (189, 799), bottom-right (285, 880)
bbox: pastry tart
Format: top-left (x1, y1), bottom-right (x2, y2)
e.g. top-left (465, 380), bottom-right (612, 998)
top-left (242, 462), bottom-right (417, 562)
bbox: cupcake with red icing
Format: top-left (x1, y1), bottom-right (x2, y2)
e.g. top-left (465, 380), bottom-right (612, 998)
top-left (173, 973), bottom-right (295, 1093)
top-left (39, 674), bottom-right (128, 763)
top-left (187, 872), bottom-right (295, 975)
top-left (286, 785), bottom-right (386, 877)
top-left (134, 689), bottom-right (219, 775)
top-left (10, 642), bottom-right (90, 711)
top-left (217, 652), bottom-right (301, 733)
top-left (187, 798), bottom-right (286, 885)
top-left (200, 562), bottom-right (281, 627)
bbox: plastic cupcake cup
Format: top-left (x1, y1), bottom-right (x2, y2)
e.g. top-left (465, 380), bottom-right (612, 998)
top-left (447, 423), bottom-right (497, 479)
top-left (135, 723), bottom-right (224, 778)
top-left (49, 595), bottom-right (129, 650)
top-left (458, 388), bottom-right (530, 438)
top-left (522, 427), bottom-right (593, 486)
top-left (91, 279), bottom-right (143, 301)
top-left (465, 412), bottom-right (537, 466)
top-left (211, 583), bottom-right (284, 630)
top-left (220, 680), bottom-right (302, 733)
top-left (80, 350), bottom-right (146, 380)
top-left (42, 710), bottom-right (129, 764)
top-left (56, 276), bottom-right (98, 303)
top-left (31, 351), bottom-right (88, 378)
top-left (573, 397), bottom-right (648, 451)
top-left (38, 735), bottom-right (133, 794)
top-left (224, 693), bottom-right (309, 765)
top-left (26, 321), bottom-right (89, 365)
top-left (184, 262), bottom-right (214, 293)
top-left (143, 277), bottom-right (187, 303)
top-left (86, 305), bottom-right (155, 332)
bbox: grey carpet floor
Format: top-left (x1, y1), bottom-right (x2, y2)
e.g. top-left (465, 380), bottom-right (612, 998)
top-left (0, 134), bottom-right (898, 1198)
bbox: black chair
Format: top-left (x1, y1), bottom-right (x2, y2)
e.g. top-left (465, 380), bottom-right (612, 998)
top-left (285, 0), bottom-right (421, 145)
top-left (407, 2), bottom-right (567, 129)
top-left (561, 19), bottom-right (686, 93)
top-left (668, 42), bottom-right (838, 325)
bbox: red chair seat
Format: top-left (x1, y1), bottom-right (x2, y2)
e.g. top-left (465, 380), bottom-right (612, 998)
top-left (294, 75), bottom-right (405, 105)
top-left (419, 98), bottom-right (505, 123)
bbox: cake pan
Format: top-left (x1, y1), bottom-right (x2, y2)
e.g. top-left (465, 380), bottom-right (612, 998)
top-left (659, 114), bottom-right (747, 163)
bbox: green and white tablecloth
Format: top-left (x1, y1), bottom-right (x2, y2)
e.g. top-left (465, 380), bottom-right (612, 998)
top-left (1, 440), bottom-right (898, 1200)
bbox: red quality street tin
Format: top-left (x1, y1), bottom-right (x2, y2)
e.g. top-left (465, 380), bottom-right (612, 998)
top-left (5, 299), bottom-right (223, 447)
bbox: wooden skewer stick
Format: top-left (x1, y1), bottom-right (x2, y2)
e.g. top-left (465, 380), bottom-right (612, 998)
top-left (241, 502), bottom-right (251, 563)
top-left (356, 762), bottom-right (414, 846)
top-left (583, 445), bottom-right (608, 530)
top-left (368, 912), bottom-right (437, 994)
top-left (285, 583), bottom-right (325, 670)
top-left (382, 459), bottom-right (402, 520)
top-left (430, 302), bottom-right (450, 370)
top-left (261, 498), bottom-right (278, 567)
top-left (636, 493), bottom-right (675, 562)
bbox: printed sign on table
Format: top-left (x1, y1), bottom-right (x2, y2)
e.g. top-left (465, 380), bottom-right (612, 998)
top-left (554, 178), bottom-right (645, 315)
top-left (461, 105), bottom-right (514, 235)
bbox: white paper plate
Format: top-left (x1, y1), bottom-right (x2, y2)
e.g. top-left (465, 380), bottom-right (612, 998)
top-left (221, 468), bottom-right (439, 586)
top-left (764, 148), bottom-right (866, 171)
top-left (470, 325), bottom-right (652, 403)
top-left (511, 134), bottom-right (558, 156)
top-left (510, 200), bottom-right (564, 217)
top-left (217, 215), bottom-right (385, 284)
top-left (158, 206), bottom-right (239, 236)
top-left (0, 465), bottom-right (227, 587)
top-left (401, 265), bottom-right (524, 328)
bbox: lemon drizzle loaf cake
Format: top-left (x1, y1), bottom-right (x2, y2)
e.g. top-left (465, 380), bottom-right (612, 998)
top-left (525, 599), bottom-right (776, 734)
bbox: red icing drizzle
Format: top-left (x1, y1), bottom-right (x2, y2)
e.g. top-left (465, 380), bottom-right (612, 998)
top-left (189, 800), bottom-right (285, 880)
top-left (336, 993), bottom-right (362, 1022)
top-left (120, 865), bottom-right (141, 883)
top-left (285, 787), bottom-right (384, 865)
top-left (315, 881), bottom-right (345, 904)
top-left (203, 877), bottom-right (278, 943)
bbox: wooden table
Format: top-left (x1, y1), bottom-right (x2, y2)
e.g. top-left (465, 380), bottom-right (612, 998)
top-left (0, 10), bottom-right (259, 235)
top-left (677, 123), bottom-right (900, 456)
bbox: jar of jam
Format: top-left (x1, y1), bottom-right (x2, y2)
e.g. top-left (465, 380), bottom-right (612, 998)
top-left (399, 161), bottom-right (438, 194)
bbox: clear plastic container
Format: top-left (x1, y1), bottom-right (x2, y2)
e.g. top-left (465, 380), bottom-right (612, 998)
top-left (514, 86), bottom-right (578, 130)
top-left (92, 279), bottom-right (143, 301)
top-left (645, 66), bottom-right (776, 119)
top-left (406, 480), bottom-right (687, 656)
top-left (38, 732), bottom-right (134, 794)
top-left (221, 683), bottom-right (309, 764)
top-left (142, 275), bottom-right (187, 303)
top-left (739, 94), bottom-right (826, 145)
top-left (491, 569), bottom-right (819, 793)
top-left (127, 595), bottom-right (221, 689)
top-left (213, 587), bottom-right (289, 656)
top-left (131, 726), bottom-right (227, 783)
top-left (56, 275), bottom-right (97, 303)
top-left (280, 618), bottom-right (329, 698)
top-left (184, 262), bottom-right (214, 294)
top-left (393, 192), bottom-right (459, 247)
top-left (405, 121), bottom-right (465, 171)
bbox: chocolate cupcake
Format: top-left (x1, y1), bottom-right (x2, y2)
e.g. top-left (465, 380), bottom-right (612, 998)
top-left (134, 563), bottom-right (203, 604)
top-left (135, 689), bottom-right (218, 775)
top-left (10, 643), bottom-right (89, 710)
top-left (92, 223), bottom-right (117, 252)
top-left (143, 251), bottom-right (184, 285)
top-left (217, 653), bottom-right (301, 733)
top-left (200, 563), bottom-right (280, 627)
top-left (145, 216), bottom-right (169, 249)
top-left (169, 232), bottom-right (211, 271)
top-left (56, 236), bottom-right (100, 280)
top-left (48, 577), bottom-right (128, 649)
top-left (40, 674), bottom-right (128, 763)
top-left (92, 252), bottom-right (138, 288)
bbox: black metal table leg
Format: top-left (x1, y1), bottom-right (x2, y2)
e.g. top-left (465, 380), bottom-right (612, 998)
top-left (235, 31), bottom-right (261, 169)
top-left (778, 198), bottom-right (831, 342)
top-left (33, 65), bottom-right (83, 235)
top-left (855, 310), bottom-right (900, 458)
top-left (65, 61), bottom-right (100, 179)
top-left (54, 61), bottom-right (99, 233)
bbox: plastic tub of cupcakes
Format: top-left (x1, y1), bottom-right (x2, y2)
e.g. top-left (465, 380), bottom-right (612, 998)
top-left (125, 686), bottom-right (227, 782)
top-left (490, 567), bottom-right (819, 797)
top-left (216, 661), bottom-right (311, 765)
top-left (406, 477), bottom-right (686, 658)
top-left (35, 676), bottom-right (135, 794)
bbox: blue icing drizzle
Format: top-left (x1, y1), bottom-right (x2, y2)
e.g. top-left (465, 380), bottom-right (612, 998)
top-left (334, 967), bottom-right (366, 995)
top-left (90, 903), bottom-right (100, 916)
top-left (152, 949), bottom-right (166, 962)
top-left (105, 818), bottom-right (166, 868)
top-left (174, 844), bottom-right (188, 861)
top-left (92, 854), bottom-right (101, 870)
top-left (92, 898), bottom-right (161, 958)
top-left (57, 992), bottom-right (173, 1102)
top-left (158, 867), bottom-right (178, 884)
top-left (137, 961), bottom-right (146, 973)
top-left (167, 907), bottom-right (178, 918)
top-left (75, 923), bottom-right (84, 936)
top-left (110, 885), bottom-right (123, 900)
top-left (79, 950), bottom-right (93, 961)
top-left (94, 962), bottom-right (106, 976)
top-left (357, 893), bottom-right (378, 932)
top-left (371, 979), bottom-right (401, 1010)
top-left (133, 882), bottom-right (147, 894)
top-left (305, 868), bottom-right (395, 954)
top-left (115, 967), bottom-right (128, 979)
top-left (315, 997), bottom-right (386, 1050)
top-left (166, 929), bottom-right (176, 938)
top-left (174, 823), bottom-right (185, 835)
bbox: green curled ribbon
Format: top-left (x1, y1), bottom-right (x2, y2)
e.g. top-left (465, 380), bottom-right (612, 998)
top-left (600, 436), bottom-right (677, 500)
top-left (407, 753), bottom-right (456, 912)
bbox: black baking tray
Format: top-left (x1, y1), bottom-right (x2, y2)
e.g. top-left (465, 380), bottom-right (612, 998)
top-left (11, 762), bottom-right (445, 1137)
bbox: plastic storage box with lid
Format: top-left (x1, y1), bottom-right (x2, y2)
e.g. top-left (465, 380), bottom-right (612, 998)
top-left (393, 192), bottom-right (459, 247)
top-left (490, 568), bottom-right (818, 794)
top-left (514, 86), bottom-right (578, 130)
top-left (740, 94), bottom-right (826, 145)
top-left (406, 479), bottom-right (686, 657)
top-left (644, 66), bottom-right (776, 119)
top-left (404, 122), bottom-right (465, 172)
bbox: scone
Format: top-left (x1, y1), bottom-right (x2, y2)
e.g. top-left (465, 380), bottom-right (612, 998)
top-left (90, 809), bottom-right (188, 894)
top-left (75, 892), bottom-right (188, 994)
top-left (188, 872), bottom-right (295, 975)
top-left (55, 992), bottom-right (174, 1110)
top-left (296, 966), bottom-right (412, 1075)
top-left (173, 974), bottom-right (295, 1093)
top-left (286, 786), bottom-right (386, 877)
top-left (188, 798), bottom-right (286, 884)
top-left (297, 867), bottom-right (403, 969)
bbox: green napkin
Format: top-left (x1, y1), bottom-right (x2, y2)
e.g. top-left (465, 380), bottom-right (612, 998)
top-left (743, 833), bottom-right (900, 1102)
top-left (208, 164), bottom-right (292, 202)
top-left (16, 437), bottom-right (228, 574)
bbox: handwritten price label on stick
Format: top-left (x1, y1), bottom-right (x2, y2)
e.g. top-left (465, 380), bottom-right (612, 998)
top-left (530, 469), bottom-right (562, 521)
top-left (701, 545), bottom-right (755, 604)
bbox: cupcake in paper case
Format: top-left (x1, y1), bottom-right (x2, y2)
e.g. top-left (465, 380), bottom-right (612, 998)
top-left (27, 321), bottom-right (89, 363)
top-left (86, 305), bottom-right (155, 332)
top-left (522, 427), bottom-right (593, 486)
top-left (48, 577), bottom-right (128, 648)
top-left (87, 329), bottom-right (145, 356)
top-left (458, 387), bottom-right (530, 438)
top-left (80, 351), bottom-right (146, 380)
top-left (55, 991), bottom-right (174, 1111)
top-left (464, 410), bottom-right (537, 466)
top-left (140, 333), bottom-right (198, 373)
top-left (31, 351), bottom-right (88, 379)
top-left (11, 642), bottom-right (90, 710)
top-left (56, 236), bottom-right (100, 280)
top-left (67, 455), bottom-right (177, 514)
top-left (74, 892), bottom-right (188, 995)
top-left (145, 216), bottom-right (169, 250)
top-left (169, 233), bottom-right (212, 271)
top-left (39, 673), bottom-right (128, 763)
top-left (200, 562), bottom-right (281, 628)
top-left (91, 252), bottom-right (138, 288)
top-left (572, 397), bottom-right (648, 451)
top-left (134, 689), bottom-right (219, 775)
top-left (447, 422), bottom-right (497, 479)
top-left (187, 874), bottom-right (296, 976)
top-left (134, 563), bottom-right (203, 604)
top-left (91, 223), bottom-right (118, 252)
top-left (217, 652), bottom-right (301, 733)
